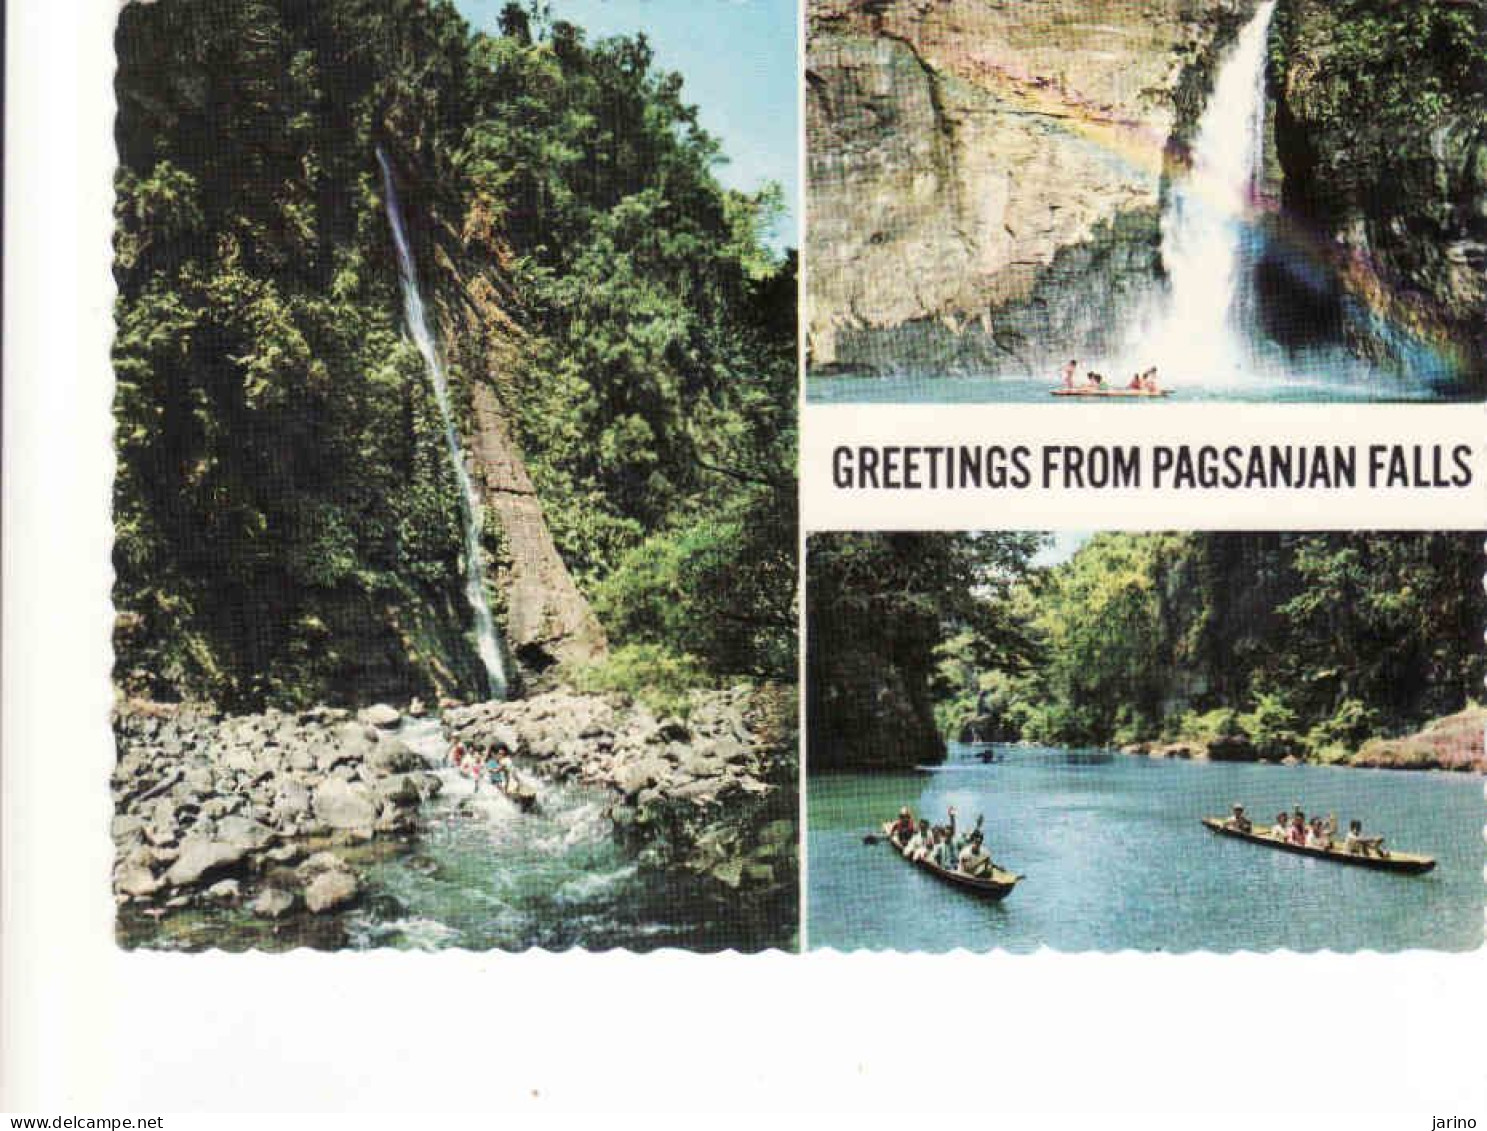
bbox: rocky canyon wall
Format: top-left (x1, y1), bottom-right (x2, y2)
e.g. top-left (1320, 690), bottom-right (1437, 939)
top-left (1269, 0), bottom-right (1487, 386)
top-left (807, 0), bottom-right (1259, 375)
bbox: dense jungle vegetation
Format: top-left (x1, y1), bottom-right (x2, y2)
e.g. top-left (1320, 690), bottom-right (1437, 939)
top-left (112, 0), bottom-right (795, 709)
top-left (807, 532), bottom-right (1484, 769)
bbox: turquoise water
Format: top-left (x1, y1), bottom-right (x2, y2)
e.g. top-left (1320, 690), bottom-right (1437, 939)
top-left (343, 722), bottom-right (796, 951)
top-left (119, 720), bottom-right (796, 952)
top-left (807, 372), bottom-right (1474, 404)
top-left (808, 743), bottom-right (1484, 952)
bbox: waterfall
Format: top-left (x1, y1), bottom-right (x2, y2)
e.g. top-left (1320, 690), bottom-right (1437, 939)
top-left (376, 148), bottom-right (509, 700)
top-left (1151, 0), bottom-right (1276, 381)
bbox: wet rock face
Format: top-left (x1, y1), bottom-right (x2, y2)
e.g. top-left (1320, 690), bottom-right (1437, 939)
top-left (444, 685), bottom-right (799, 900)
top-left (111, 703), bottom-right (437, 922)
top-left (806, 0), bottom-right (1254, 374)
top-left (1271, 0), bottom-right (1487, 386)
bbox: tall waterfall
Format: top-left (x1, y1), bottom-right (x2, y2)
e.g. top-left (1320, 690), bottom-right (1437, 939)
top-left (376, 148), bottom-right (509, 700)
top-left (1152, 0), bottom-right (1276, 380)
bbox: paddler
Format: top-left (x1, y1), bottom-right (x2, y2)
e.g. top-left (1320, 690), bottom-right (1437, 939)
top-left (958, 830), bottom-right (994, 878)
top-left (1061, 359), bottom-right (1078, 389)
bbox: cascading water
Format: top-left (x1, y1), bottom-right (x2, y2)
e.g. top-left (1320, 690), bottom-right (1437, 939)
top-left (1150, 0), bottom-right (1276, 382)
top-left (377, 148), bottom-right (508, 699)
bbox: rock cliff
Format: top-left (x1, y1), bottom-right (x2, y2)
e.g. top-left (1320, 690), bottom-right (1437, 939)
top-left (807, 0), bottom-right (1258, 374)
top-left (1269, 0), bottom-right (1487, 386)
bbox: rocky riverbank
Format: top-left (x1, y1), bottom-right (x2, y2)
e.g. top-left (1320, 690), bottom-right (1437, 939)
top-left (444, 684), bottom-right (799, 903)
top-left (112, 700), bottom-right (442, 934)
top-left (114, 683), bottom-right (800, 948)
top-left (1119, 707), bottom-right (1487, 772)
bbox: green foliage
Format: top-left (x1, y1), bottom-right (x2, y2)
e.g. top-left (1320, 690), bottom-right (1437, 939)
top-left (806, 532), bottom-right (1045, 769)
top-left (1174, 708), bottom-right (1245, 743)
top-left (1304, 698), bottom-right (1383, 763)
top-left (112, 0), bottom-right (796, 706)
top-left (810, 532), bottom-right (1483, 768)
top-left (1237, 692), bottom-right (1304, 759)
top-left (566, 644), bottom-right (713, 719)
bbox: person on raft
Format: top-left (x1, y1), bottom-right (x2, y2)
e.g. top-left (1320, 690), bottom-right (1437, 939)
top-left (1085, 370), bottom-right (1105, 388)
top-left (1141, 366), bottom-right (1161, 392)
top-left (1225, 803), bottom-right (1252, 833)
top-left (1061, 359), bottom-right (1078, 389)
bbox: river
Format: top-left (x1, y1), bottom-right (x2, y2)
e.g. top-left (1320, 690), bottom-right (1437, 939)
top-left (118, 720), bottom-right (794, 953)
top-left (807, 742), bottom-right (1483, 952)
top-left (806, 368), bottom-right (1474, 404)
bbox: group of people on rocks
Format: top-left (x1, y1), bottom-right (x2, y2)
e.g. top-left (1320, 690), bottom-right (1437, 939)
top-left (1226, 804), bottom-right (1389, 857)
top-left (448, 739), bottom-right (519, 797)
top-left (887, 806), bottom-right (997, 878)
top-left (1060, 358), bottom-right (1161, 393)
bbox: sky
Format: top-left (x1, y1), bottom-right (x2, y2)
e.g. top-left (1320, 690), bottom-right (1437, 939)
top-left (1030, 531), bottom-right (1092, 569)
top-left (454, 0), bottom-right (799, 249)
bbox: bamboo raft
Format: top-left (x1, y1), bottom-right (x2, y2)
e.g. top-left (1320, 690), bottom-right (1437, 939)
top-left (1051, 387), bottom-right (1172, 398)
top-left (1200, 818), bottom-right (1435, 874)
top-left (881, 823), bottom-right (1022, 900)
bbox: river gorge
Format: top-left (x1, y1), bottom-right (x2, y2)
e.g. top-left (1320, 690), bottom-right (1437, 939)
top-left (806, 0), bottom-right (1487, 399)
top-left (808, 741), bottom-right (1484, 952)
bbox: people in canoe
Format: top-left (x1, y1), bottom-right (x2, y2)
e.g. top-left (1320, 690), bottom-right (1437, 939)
top-left (888, 805), bottom-right (995, 877)
top-left (1239, 804), bottom-right (1392, 855)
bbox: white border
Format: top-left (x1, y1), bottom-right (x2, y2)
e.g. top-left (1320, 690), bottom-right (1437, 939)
top-left (3, 0), bottom-right (1484, 1114)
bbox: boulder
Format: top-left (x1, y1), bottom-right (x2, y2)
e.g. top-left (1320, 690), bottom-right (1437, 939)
top-left (1207, 735), bottom-right (1258, 762)
top-left (304, 868), bottom-right (359, 913)
top-left (297, 851), bottom-right (348, 879)
top-left (365, 736), bottom-right (422, 775)
top-left (251, 887), bottom-right (297, 919)
top-left (312, 778), bottom-right (377, 830)
top-left (317, 722), bottom-right (372, 771)
top-left (360, 703), bottom-right (402, 729)
top-left (372, 774), bottom-right (422, 807)
top-left (115, 864), bottom-right (161, 898)
top-left (165, 836), bottom-right (249, 887)
top-left (677, 747), bottom-right (725, 779)
top-left (213, 814), bottom-right (275, 851)
top-left (614, 758), bottom-right (665, 799)
top-left (206, 878), bottom-right (241, 902)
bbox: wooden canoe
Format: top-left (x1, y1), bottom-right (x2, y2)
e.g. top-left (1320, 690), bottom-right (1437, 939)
top-left (881, 823), bottom-right (1022, 900)
top-left (1200, 817), bottom-right (1435, 874)
top-left (1051, 387), bottom-right (1172, 398)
